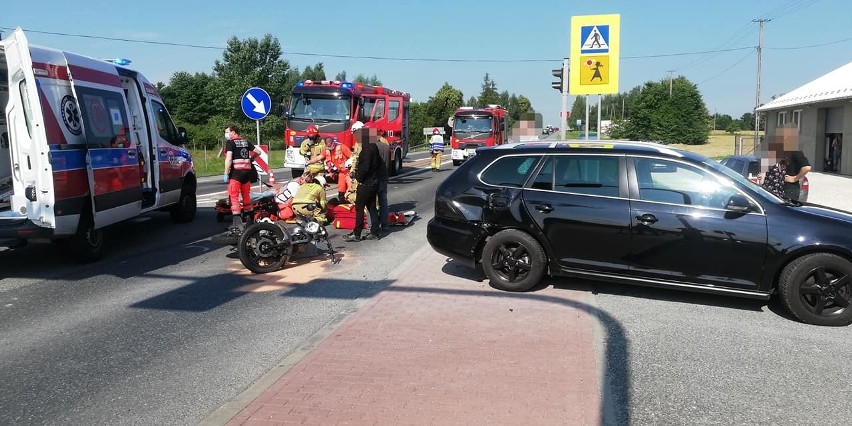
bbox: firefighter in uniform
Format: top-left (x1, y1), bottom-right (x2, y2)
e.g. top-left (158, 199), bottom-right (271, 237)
top-left (291, 172), bottom-right (328, 224)
top-left (429, 128), bottom-right (445, 171)
top-left (344, 121), bottom-right (365, 204)
top-left (299, 124), bottom-right (326, 177)
top-left (224, 124), bottom-right (264, 230)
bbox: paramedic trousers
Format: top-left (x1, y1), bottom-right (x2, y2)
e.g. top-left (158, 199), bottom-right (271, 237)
top-left (431, 150), bottom-right (442, 170)
top-left (228, 179), bottom-right (252, 216)
top-left (353, 181), bottom-right (380, 237)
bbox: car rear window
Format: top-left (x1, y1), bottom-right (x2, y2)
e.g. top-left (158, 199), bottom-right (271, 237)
top-left (480, 155), bottom-right (540, 187)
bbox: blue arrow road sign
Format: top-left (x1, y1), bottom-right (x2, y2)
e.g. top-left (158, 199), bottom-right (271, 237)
top-left (241, 87), bottom-right (271, 120)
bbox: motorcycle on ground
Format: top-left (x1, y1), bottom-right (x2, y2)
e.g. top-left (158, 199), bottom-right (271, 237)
top-left (237, 203), bottom-right (337, 274)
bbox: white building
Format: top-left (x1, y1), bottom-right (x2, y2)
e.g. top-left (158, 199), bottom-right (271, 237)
top-left (756, 61), bottom-right (852, 175)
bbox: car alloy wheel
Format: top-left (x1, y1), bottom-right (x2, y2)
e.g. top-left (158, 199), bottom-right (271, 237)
top-left (780, 253), bottom-right (852, 326)
top-left (482, 229), bottom-right (546, 292)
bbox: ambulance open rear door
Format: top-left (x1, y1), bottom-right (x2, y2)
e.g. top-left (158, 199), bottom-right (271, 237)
top-left (63, 51), bottom-right (142, 229)
top-left (1, 28), bottom-right (57, 231)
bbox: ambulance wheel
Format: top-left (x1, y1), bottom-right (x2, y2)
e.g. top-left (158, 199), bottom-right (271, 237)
top-left (238, 222), bottom-right (291, 274)
top-left (170, 183), bottom-right (197, 223)
top-left (291, 168), bottom-right (304, 179)
top-left (63, 213), bottom-right (104, 263)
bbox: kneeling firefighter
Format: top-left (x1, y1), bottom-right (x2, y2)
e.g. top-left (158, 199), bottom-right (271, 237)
top-left (291, 172), bottom-right (328, 224)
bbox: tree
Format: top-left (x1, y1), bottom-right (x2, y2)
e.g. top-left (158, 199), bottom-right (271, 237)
top-left (712, 113), bottom-right (733, 131)
top-left (476, 73), bottom-right (500, 108)
top-left (570, 96), bottom-right (587, 129)
top-left (352, 73), bottom-right (382, 86)
top-left (212, 34), bottom-right (297, 129)
top-left (466, 96), bottom-right (477, 107)
top-left (159, 71), bottom-right (217, 126)
top-left (408, 102), bottom-right (432, 148)
top-left (610, 76), bottom-right (710, 144)
top-left (426, 83), bottom-right (464, 128)
top-left (300, 62), bottom-right (326, 81)
top-left (334, 70), bottom-right (347, 81)
top-left (725, 121), bottom-right (743, 134)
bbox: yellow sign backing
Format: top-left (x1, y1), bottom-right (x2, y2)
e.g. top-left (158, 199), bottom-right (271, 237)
top-left (570, 14), bottom-right (620, 95)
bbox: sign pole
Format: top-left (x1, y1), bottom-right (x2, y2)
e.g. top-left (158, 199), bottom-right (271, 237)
top-left (597, 95), bottom-right (602, 139)
top-left (585, 96), bottom-right (590, 140)
top-left (560, 58), bottom-right (569, 139)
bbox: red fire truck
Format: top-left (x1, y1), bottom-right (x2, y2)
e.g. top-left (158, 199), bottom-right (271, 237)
top-left (283, 80), bottom-right (410, 178)
top-left (449, 105), bottom-right (509, 166)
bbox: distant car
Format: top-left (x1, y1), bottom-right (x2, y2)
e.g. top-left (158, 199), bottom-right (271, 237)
top-left (719, 155), bottom-right (809, 202)
top-left (428, 141), bottom-right (852, 326)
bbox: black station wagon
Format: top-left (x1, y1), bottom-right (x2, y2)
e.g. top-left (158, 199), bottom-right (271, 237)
top-left (427, 141), bottom-right (852, 326)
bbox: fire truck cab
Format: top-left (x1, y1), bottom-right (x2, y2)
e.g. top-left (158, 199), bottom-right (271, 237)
top-left (283, 80), bottom-right (410, 178)
top-left (0, 29), bottom-right (196, 261)
top-left (448, 105), bottom-right (509, 166)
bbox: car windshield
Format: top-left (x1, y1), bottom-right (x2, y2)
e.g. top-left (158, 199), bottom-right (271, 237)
top-left (289, 95), bottom-right (351, 122)
top-left (704, 157), bottom-right (786, 203)
top-left (454, 116), bottom-right (493, 139)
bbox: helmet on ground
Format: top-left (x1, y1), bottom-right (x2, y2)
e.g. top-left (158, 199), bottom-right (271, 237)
top-left (306, 125), bottom-right (319, 137)
top-left (432, 128), bottom-right (440, 135)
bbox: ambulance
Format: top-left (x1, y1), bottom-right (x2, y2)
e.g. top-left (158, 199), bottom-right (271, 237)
top-left (0, 29), bottom-right (197, 261)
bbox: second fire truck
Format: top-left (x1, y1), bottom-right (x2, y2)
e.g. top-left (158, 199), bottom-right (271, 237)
top-left (448, 105), bottom-right (509, 166)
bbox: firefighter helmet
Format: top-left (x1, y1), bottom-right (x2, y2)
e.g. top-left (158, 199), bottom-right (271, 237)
top-left (305, 125), bottom-right (319, 137)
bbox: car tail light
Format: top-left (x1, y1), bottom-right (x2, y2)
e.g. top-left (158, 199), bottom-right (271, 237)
top-left (801, 177), bottom-right (809, 190)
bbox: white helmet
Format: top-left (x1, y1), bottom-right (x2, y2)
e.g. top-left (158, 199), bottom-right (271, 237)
top-left (350, 121), bottom-right (365, 133)
top-left (314, 175), bottom-right (327, 187)
top-left (276, 180), bottom-right (301, 203)
top-left (345, 158), bottom-right (353, 169)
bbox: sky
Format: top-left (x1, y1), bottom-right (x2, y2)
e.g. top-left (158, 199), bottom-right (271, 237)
top-left (4, 0), bottom-right (851, 128)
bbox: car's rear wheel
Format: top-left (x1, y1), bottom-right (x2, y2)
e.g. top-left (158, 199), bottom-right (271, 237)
top-left (453, 160), bottom-right (461, 166)
top-left (779, 253), bottom-right (852, 326)
top-left (482, 229), bottom-right (546, 292)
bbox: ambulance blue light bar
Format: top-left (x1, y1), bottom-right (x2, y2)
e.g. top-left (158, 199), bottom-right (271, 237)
top-left (103, 58), bottom-right (132, 66)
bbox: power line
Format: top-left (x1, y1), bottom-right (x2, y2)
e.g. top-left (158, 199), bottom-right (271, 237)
top-left (696, 49), bottom-right (756, 86)
top-left (2, 25), bottom-right (849, 63)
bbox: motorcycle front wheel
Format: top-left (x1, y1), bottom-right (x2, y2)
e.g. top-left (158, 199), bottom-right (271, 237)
top-left (238, 222), bottom-right (292, 274)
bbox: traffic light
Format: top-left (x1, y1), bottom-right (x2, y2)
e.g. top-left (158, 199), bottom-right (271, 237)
top-left (551, 68), bottom-right (564, 92)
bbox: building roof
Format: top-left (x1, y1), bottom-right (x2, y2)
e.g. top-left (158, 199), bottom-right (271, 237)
top-left (756, 61), bottom-right (852, 112)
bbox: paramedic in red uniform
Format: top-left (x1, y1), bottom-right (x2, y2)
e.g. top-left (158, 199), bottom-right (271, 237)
top-left (223, 125), bottom-right (264, 230)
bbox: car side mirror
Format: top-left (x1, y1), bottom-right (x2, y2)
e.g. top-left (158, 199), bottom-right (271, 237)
top-left (178, 127), bottom-right (188, 145)
top-left (725, 194), bottom-right (753, 213)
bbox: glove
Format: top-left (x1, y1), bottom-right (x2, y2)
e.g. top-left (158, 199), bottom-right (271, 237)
top-left (223, 172), bottom-right (228, 183)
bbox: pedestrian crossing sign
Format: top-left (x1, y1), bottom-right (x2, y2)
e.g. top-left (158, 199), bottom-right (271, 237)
top-left (581, 25), bottom-right (609, 54)
top-left (570, 14), bottom-right (620, 95)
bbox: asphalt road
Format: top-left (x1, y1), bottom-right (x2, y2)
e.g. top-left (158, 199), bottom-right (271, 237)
top-left (0, 151), bottom-right (447, 425)
top-left (3, 146), bottom-right (852, 425)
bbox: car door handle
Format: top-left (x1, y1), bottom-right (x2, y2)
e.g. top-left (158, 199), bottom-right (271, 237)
top-left (535, 204), bottom-right (554, 213)
top-left (636, 213), bottom-right (658, 225)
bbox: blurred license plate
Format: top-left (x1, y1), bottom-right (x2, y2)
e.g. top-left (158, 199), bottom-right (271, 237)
top-left (466, 149), bottom-right (477, 156)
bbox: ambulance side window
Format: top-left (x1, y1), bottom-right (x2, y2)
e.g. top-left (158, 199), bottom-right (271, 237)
top-left (75, 87), bottom-right (130, 148)
top-left (152, 100), bottom-right (179, 144)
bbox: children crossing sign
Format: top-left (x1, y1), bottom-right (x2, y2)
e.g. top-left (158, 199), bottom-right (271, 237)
top-left (570, 14), bottom-right (620, 95)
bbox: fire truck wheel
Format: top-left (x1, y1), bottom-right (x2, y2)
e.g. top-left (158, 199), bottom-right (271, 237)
top-left (62, 213), bottom-right (104, 263)
top-left (291, 168), bottom-right (304, 179)
top-left (453, 160), bottom-right (462, 166)
top-left (170, 184), bottom-right (197, 223)
top-left (390, 149), bottom-right (402, 176)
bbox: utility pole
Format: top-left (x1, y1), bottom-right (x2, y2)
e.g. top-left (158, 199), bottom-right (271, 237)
top-left (753, 18), bottom-right (770, 150)
top-left (667, 70), bottom-right (676, 97)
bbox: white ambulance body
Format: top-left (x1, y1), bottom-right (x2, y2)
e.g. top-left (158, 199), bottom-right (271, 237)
top-left (0, 28), bottom-right (196, 261)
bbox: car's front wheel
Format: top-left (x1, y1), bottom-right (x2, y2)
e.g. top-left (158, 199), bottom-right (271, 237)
top-left (482, 229), bottom-right (546, 292)
top-left (779, 253), bottom-right (852, 326)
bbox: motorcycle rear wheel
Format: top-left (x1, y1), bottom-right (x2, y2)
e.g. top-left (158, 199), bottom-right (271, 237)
top-left (238, 222), bottom-right (292, 274)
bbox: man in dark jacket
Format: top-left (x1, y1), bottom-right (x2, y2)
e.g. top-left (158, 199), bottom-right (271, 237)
top-left (343, 127), bottom-right (384, 242)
